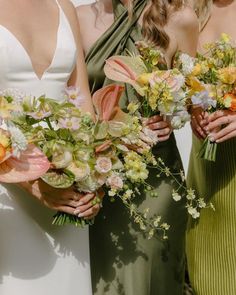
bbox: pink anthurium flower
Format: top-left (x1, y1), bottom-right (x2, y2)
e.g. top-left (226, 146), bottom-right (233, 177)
top-left (104, 56), bottom-right (146, 95)
top-left (0, 144), bottom-right (50, 183)
top-left (92, 84), bottom-right (125, 121)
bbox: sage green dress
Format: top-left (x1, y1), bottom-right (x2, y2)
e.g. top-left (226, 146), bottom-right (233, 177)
top-left (86, 1), bottom-right (187, 294)
top-left (186, 135), bottom-right (236, 295)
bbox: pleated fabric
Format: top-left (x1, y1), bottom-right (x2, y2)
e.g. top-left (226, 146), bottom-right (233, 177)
top-left (186, 135), bottom-right (236, 295)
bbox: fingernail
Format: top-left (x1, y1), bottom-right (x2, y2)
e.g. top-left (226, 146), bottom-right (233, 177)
top-left (77, 201), bottom-right (83, 206)
top-left (74, 209), bottom-right (80, 215)
top-left (78, 213), bottom-right (85, 218)
top-left (208, 135), bottom-right (215, 142)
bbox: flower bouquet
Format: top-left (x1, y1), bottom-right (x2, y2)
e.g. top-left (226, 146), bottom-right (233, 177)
top-left (175, 34), bottom-right (236, 161)
top-left (0, 89), bottom-right (50, 182)
top-left (8, 85), bottom-right (175, 238)
top-left (104, 41), bottom-right (190, 129)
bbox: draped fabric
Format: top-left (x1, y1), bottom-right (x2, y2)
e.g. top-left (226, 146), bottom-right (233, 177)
top-left (187, 136), bottom-right (236, 295)
top-left (86, 1), bottom-right (188, 294)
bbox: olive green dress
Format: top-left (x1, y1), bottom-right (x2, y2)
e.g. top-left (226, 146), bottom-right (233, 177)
top-left (186, 136), bottom-right (236, 295)
top-left (86, 1), bottom-right (188, 294)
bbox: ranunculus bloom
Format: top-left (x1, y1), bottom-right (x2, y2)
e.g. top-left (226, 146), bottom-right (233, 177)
top-left (68, 162), bottom-right (90, 181)
top-left (107, 174), bottom-right (123, 190)
top-left (95, 157), bottom-right (112, 174)
top-left (52, 148), bottom-right (73, 169)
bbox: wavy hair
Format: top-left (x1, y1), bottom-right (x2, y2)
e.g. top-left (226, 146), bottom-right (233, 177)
top-left (128, 0), bottom-right (184, 49)
top-left (192, 0), bottom-right (213, 30)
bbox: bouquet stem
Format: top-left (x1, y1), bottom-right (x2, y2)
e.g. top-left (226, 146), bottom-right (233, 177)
top-left (53, 212), bottom-right (94, 227)
top-left (198, 137), bottom-right (217, 162)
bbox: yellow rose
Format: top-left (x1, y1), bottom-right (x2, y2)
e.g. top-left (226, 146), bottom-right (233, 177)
top-left (218, 67), bottom-right (236, 84)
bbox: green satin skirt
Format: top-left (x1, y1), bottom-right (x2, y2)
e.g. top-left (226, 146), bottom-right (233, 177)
top-left (90, 134), bottom-right (188, 295)
top-left (186, 135), bottom-right (236, 295)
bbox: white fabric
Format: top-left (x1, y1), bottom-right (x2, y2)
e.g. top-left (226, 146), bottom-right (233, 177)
top-left (0, 2), bottom-right (92, 295)
top-left (71, 0), bottom-right (95, 6)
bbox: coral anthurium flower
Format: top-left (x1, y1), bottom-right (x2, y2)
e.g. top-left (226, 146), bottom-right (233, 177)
top-left (0, 144), bottom-right (50, 183)
top-left (92, 84), bottom-right (125, 121)
top-left (104, 56), bottom-right (146, 95)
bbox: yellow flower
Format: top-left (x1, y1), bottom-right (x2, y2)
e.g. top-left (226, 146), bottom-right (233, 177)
top-left (218, 67), bottom-right (236, 84)
top-left (216, 50), bottom-right (224, 60)
top-left (191, 63), bottom-right (202, 76)
top-left (127, 102), bottom-right (140, 114)
top-left (136, 73), bottom-right (152, 86)
top-left (0, 96), bottom-right (19, 119)
top-left (221, 33), bottom-right (231, 43)
top-left (186, 76), bottom-right (205, 92)
top-left (0, 129), bottom-right (10, 148)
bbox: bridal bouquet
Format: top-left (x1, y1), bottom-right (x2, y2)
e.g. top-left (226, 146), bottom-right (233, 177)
top-left (175, 33), bottom-right (236, 161)
top-left (104, 41), bottom-right (190, 129)
top-left (9, 85), bottom-right (174, 238)
top-left (0, 89), bottom-right (50, 182)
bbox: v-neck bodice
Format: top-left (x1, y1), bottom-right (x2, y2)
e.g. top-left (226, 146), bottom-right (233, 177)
top-left (0, 1), bottom-right (77, 99)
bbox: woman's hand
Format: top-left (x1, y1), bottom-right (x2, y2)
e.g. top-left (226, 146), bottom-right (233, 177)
top-left (204, 110), bottom-right (236, 143)
top-left (144, 115), bottom-right (172, 142)
top-left (190, 107), bottom-right (208, 139)
top-left (19, 180), bottom-right (102, 219)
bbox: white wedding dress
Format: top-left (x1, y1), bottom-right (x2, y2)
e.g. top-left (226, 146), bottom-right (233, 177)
top-left (0, 1), bottom-right (92, 294)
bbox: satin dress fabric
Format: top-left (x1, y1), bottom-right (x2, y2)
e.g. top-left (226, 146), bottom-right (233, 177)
top-left (0, 1), bottom-right (92, 294)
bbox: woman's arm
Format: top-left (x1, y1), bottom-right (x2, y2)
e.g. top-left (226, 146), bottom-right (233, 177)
top-left (59, 0), bottom-right (95, 116)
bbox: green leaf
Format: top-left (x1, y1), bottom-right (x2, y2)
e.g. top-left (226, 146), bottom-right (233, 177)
top-left (41, 170), bottom-right (75, 189)
top-left (108, 121), bottom-right (125, 137)
top-left (94, 121), bottom-right (108, 139)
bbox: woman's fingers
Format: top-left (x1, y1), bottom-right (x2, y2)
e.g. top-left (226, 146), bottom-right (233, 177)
top-left (148, 121), bottom-right (169, 130)
top-left (215, 130), bottom-right (236, 143)
top-left (191, 118), bottom-right (206, 139)
top-left (74, 203), bottom-right (100, 218)
top-left (207, 110), bottom-right (227, 123)
top-left (53, 204), bottom-right (77, 215)
top-left (144, 115), bottom-right (163, 125)
top-left (206, 115), bottom-right (232, 132)
top-left (77, 193), bottom-right (95, 205)
top-left (209, 122), bottom-right (236, 142)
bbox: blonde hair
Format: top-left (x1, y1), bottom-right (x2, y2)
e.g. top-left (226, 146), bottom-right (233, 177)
top-left (193, 0), bottom-right (213, 30)
top-left (128, 0), bottom-right (184, 49)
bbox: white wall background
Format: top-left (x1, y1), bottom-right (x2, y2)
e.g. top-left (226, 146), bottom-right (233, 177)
top-left (72, 0), bottom-right (193, 173)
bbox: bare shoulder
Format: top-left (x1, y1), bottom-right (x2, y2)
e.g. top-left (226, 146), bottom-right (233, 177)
top-left (168, 6), bottom-right (199, 56)
top-left (57, 0), bottom-right (81, 41)
top-left (170, 6), bottom-right (198, 32)
top-left (76, 4), bottom-right (96, 26)
top-left (76, 3), bottom-right (94, 16)
top-left (58, 0), bottom-right (79, 27)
